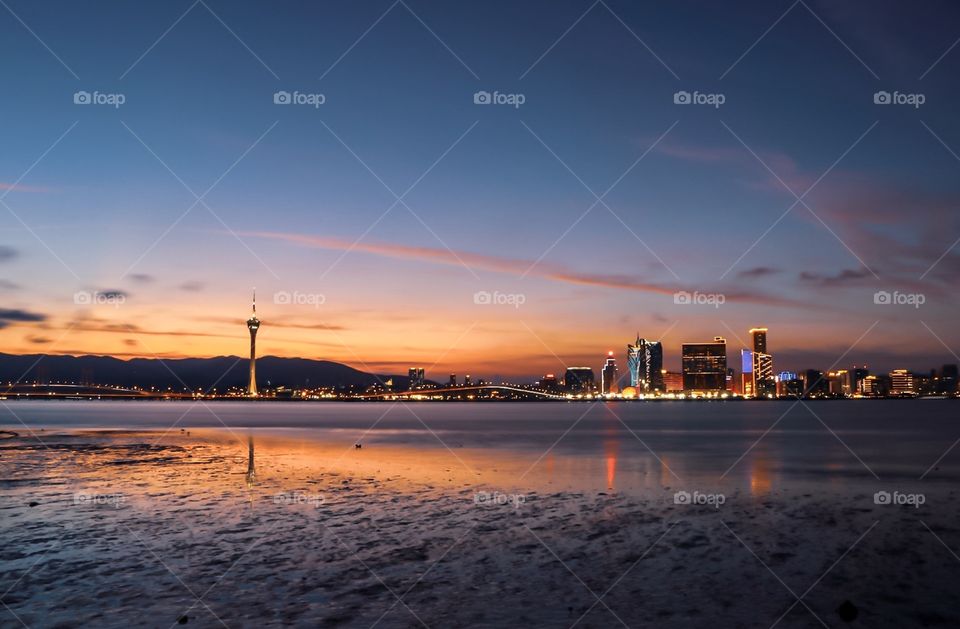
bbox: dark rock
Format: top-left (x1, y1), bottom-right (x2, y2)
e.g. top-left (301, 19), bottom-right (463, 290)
top-left (28, 501), bottom-right (38, 507)
top-left (837, 600), bottom-right (858, 622)
top-left (177, 615), bottom-right (189, 624)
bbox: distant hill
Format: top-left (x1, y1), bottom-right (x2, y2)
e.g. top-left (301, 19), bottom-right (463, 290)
top-left (0, 353), bottom-right (408, 391)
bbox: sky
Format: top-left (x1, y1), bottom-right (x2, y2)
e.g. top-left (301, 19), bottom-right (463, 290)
top-left (2, 0), bottom-right (960, 381)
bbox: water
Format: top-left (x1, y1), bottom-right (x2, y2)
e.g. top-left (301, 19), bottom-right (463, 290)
top-left (2, 399), bottom-right (957, 491)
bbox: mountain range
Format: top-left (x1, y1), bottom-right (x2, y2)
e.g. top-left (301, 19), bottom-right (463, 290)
top-left (0, 353), bottom-right (410, 391)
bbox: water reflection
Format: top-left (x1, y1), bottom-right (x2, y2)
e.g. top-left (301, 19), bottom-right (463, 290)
top-left (245, 434), bottom-right (256, 486)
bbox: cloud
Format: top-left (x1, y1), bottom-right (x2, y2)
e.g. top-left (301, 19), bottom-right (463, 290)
top-left (798, 268), bottom-right (873, 287)
top-left (242, 231), bottom-right (813, 310)
top-left (26, 335), bottom-right (52, 344)
top-left (128, 273), bottom-right (154, 284)
top-left (0, 279), bottom-right (20, 290)
top-left (737, 266), bottom-right (781, 279)
top-left (179, 280), bottom-right (204, 292)
top-left (0, 308), bottom-right (47, 329)
top-left (0, 246), bottom-right (18, 262)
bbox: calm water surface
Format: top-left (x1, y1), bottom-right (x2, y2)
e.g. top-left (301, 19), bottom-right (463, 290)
top-left (2, 399), bottom-right (957, 492)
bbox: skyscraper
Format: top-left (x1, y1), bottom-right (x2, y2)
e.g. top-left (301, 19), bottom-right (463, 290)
top-left (681, 337), bottom-right (727, 392)
top-left (627, 335), bottom-right (664, 392)
top-left (601, 351), bottom-right (619, 394)
top-left (889, 369), bottom-right (915, 396)
top-left (749, 327), bottom-right (774, 397)
top-left (246, 290), bottom-right (260, 396)
top-left (408, 367), bottom-right (425, 390)
top-left (564, 367), bottom-right (595, 393)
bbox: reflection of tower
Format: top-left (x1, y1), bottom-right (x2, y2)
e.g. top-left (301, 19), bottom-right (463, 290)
top-left (245, 434), bottom-right (256, 485)
top-left (247, 290), bottom-right (260, 396)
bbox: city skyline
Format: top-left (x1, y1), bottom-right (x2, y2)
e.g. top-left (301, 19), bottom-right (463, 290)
top-left (2, 1), bottom-right (960, 378)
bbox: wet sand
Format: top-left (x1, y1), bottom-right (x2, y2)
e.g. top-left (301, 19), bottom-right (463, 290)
top-left (2, 428), bottom-right (959, 628)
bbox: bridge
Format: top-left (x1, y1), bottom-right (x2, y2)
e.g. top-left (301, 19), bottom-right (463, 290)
top-left (0, 383), bottom-right (192, 399)
top-left (358, 384), bottom-right (567, 400)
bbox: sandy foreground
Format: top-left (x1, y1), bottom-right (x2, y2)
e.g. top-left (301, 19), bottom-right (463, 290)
top-left (1, 429), bottom-right (958, 628)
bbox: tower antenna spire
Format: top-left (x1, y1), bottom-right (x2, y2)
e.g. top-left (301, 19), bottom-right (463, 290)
top-left (252, 288), bottom-right (256, 315)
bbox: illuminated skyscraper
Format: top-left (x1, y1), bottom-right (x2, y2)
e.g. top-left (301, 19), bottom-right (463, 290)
top-left (681, 337), bottom-right (727, 391)
top-left (564, 367), bottom-right (595, 393)
top-left (749, 327), bottom-right (774, 396)
top-left (889, 369), bottom-right (915, 395)
top-left (408, 367), bottom-right (425, 390)
top-left (627, 335), bottom-right (664, 392)
top-left (246, 290), bottom-right (260, 396)
top-left (601, 351), bottom-right (619, 394)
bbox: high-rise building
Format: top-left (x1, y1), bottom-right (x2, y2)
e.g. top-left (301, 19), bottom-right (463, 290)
top-left (804, 369), bottom-right (828, 397)
top-left (662, 370), bottom-right (683, 392)
top-left (464, 374), bottom-right (472, 386)
top-left (850, 367), bottom-right (870, 394)
top-left (601, 351), bottom-right (619, 394)
top-left (750, 327), bottom-right (767, 354)
top-left (749, 327), bottom-right (774, 397)
top-left (246, 290), bottom-right (260, 397)
top-left (627, 335), bottom-right (664, 392)
top-left (828, 370), bottom-right (850, 396)
top-left (741, 349), bottom-right (754, 396)
top-left (408, 367), bottom-right (425, 390)
top-left (448, 373), bottom-right (457, 387)
top-left (539, 374), bottom-right (560, 393)
top-left (942, 364), bottom-right (958, 394)
top-left (889, 369), bottom-right (915, 396)
top-left (564, 367), bottom-right (595, 393)
top-left (681, 337), bottom-right (727, 391)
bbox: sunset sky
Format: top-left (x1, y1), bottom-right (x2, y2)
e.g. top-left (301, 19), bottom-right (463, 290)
top-left (2, 0), bottom-right (960, 380)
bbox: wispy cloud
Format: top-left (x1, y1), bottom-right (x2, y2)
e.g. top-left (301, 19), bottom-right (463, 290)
top-left (242, 231), bottom-right (812, 309)
top-left (738, 266), bottom-right (781, 279)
